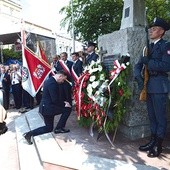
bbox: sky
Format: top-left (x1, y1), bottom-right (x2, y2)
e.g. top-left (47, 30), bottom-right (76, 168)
top-left (21, 0), bottom-right (70, 33)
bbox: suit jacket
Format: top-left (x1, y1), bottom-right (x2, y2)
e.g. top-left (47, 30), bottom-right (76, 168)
top-left (1, 72), bottom-right (11, 91)
top-left (86, 52), bottom-right (99, 65)
top-left (72, 59), bottom-right (83, 77)
top-left (134, 39), bottom-right (170, 93)
top-left (39, 77), bottom-right (65, 115)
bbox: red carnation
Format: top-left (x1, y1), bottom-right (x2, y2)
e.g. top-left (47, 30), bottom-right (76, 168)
top-left (118, 89), bottom-right (124, 96)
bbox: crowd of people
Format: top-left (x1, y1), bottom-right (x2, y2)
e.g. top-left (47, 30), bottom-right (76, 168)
top-left (0, 41), bottom-right (99, 138)
top-left (0, 63), bottom-right (41, 111)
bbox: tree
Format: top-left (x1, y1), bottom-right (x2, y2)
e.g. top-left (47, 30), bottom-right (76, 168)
top-left (60, 0), bottom-right (170, 42)
top-left (146, 0), bottom-right (170, 24)
top-left (60, 0), bottom-right (123, 42)
top-left (3, 48), bottom-right (22, 63)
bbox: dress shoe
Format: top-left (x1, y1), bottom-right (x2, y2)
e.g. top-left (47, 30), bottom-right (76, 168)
top-left (23, 132), bottom-right (33, 145)
top-left (139, 135), bottom-right (156, 151)
top-left (54, 128), bottom-right (70, 134)
top-left (0, 122), bottom-right (8, 135)
top-left (147, 137), bottom-right (163, 158)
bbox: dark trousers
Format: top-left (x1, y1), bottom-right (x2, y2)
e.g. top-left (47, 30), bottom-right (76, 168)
top-left (23, 90), bottom-right (34, 108)
top-left (147, 93), bottom-right (168, 138)
top-left (12, 83), bottom-right (22, 109)
top-left (30, 107), bottom-right (71, 137)
top-left (3, 88), bottom-right (10, 110)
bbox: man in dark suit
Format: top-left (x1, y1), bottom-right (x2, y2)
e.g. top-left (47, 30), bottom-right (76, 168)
top-left (23, 70), bottom-right (72, 145)
top-left (134, 18), bottom-right (170, 157)
top-left (0, 66), bottom-right (11, 110)
top-left (55, 52), bottom-right (73, 105)
top-left (71, 52), bottom-right (83, 78)
top-left (85, 41), bottom-right (99, 65)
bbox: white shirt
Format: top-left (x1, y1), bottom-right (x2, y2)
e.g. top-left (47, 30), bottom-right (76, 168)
top-left (11, 71), bottom-right (21, 85)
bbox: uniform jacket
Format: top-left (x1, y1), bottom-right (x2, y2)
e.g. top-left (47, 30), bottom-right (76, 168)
top-left (134, 39), bottom-right (170, 93)
top-left (86, 52), bottom-right (99, 65)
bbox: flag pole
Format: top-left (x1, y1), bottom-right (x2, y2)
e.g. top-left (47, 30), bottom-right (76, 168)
top-left (71, 0), bottom-right (75, 52)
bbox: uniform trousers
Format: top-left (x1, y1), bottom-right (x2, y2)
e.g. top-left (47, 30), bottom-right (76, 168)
top-left (147, 93), bottom-right (168, 138)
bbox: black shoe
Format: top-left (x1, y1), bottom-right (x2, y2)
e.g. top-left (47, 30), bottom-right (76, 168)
top-left (147, 137), bottom-right (163, 158)
top-left (0, 122), bottom-right (8, 135)
top-left (139, 135), bottom-right (156, 151)
top-left (54, 128), bottom-right (70, 134)
top-left (147, 146), bottom-right (162, 158)
top-left (0, 125), bottom-right (8, 135)
top-left (23, 132), bottom-right (33, 145)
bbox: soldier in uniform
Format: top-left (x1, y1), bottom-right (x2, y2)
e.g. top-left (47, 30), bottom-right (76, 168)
top-left (85, 41), bottom-right (99, 65)
top-left (134, 18), bottom-right (170, 157)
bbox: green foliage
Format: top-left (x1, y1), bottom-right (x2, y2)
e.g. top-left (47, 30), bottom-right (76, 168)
top-left (146, 0), bottom-right (170, 24)
top-left (3, 48), bottom-right (22, 63)
top-left (60, 0), bottom-right (170, 42)
top-left (105, 65), bottom-right (132, 132)
top-left (60, 0), bottom-right (123, 42)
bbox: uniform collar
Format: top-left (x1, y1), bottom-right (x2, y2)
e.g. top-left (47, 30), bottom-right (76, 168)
top-left (153, 38), bottom-right (161, 44)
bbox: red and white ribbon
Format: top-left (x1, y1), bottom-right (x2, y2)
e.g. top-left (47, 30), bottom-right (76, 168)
top-left (59, 60), bottom-right (71, 76)
top-left (109, 60), bottom-right (126, 86)
top-left (71, 66), bottom-right (79, 82)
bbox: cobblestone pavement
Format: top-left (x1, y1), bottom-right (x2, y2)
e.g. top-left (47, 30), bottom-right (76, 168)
top-left (0, 109), bottom-right (170, 170)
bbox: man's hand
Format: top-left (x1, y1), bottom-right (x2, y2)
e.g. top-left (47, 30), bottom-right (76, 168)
top-left (135, 75), bottom-right (144, 91)
top-left (141, 56), bottom-right (150, 64)
top-left (64, 101), bottom-right (71, 108)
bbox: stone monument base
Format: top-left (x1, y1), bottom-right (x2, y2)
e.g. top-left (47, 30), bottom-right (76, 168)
top-left (98, 27), bottom-right (170, 140)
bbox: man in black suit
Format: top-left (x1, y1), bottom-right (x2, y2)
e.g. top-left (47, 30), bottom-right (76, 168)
top-left (71, 52), bottom-right (83, 78)
top-left (55, 52), bottom-right (73, 105)
top-left (85, 41), bottom-right (99, 65)
top-left (23, 70), bottom-right (72, 145)
top-left (0, 66), bottom-right (11, 110)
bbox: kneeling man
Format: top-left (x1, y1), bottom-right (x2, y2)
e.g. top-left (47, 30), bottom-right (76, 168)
top-left (23, 70), bottom-right (72, 145)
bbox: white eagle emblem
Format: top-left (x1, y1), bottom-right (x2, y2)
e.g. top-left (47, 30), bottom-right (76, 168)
top-left (33, 64), bottom-right (45, 79)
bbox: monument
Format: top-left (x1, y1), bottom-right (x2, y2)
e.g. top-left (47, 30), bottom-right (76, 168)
top-left (98, 0), bottom-right (170, 140)
top-left (120, 0), bottom-right (145, 29)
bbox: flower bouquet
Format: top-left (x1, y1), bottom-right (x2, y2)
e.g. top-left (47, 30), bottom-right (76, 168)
top-left (73, 55), bottom-right (131, 144)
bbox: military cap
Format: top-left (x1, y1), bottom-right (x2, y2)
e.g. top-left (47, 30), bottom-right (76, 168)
top-left (150, 18), bottom-right (170, 31)
top-left (87, 41), bottom-right (97, 47)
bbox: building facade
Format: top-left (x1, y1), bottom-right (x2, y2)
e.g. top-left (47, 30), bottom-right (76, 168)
top-left (0, 0), bottom-right (83, 61)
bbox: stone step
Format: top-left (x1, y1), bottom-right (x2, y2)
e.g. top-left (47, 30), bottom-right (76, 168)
top-left (16, 108), bottom-right (159, 170)
top-left (15, 114), bottom-right (43, 170)
top-left (25, 108), bottom-right (83, 169)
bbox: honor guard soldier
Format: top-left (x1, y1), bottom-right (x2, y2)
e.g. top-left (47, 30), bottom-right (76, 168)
top-left (134, 18), bottom-right (170, 158)
top-left (85, 41), bottom-right (99, 65)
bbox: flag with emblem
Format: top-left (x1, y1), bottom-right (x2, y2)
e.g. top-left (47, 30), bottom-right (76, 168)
top-left (21, 26), bottom-right (52, 97)
top-left (22, 46), bottom-right (51, 97)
